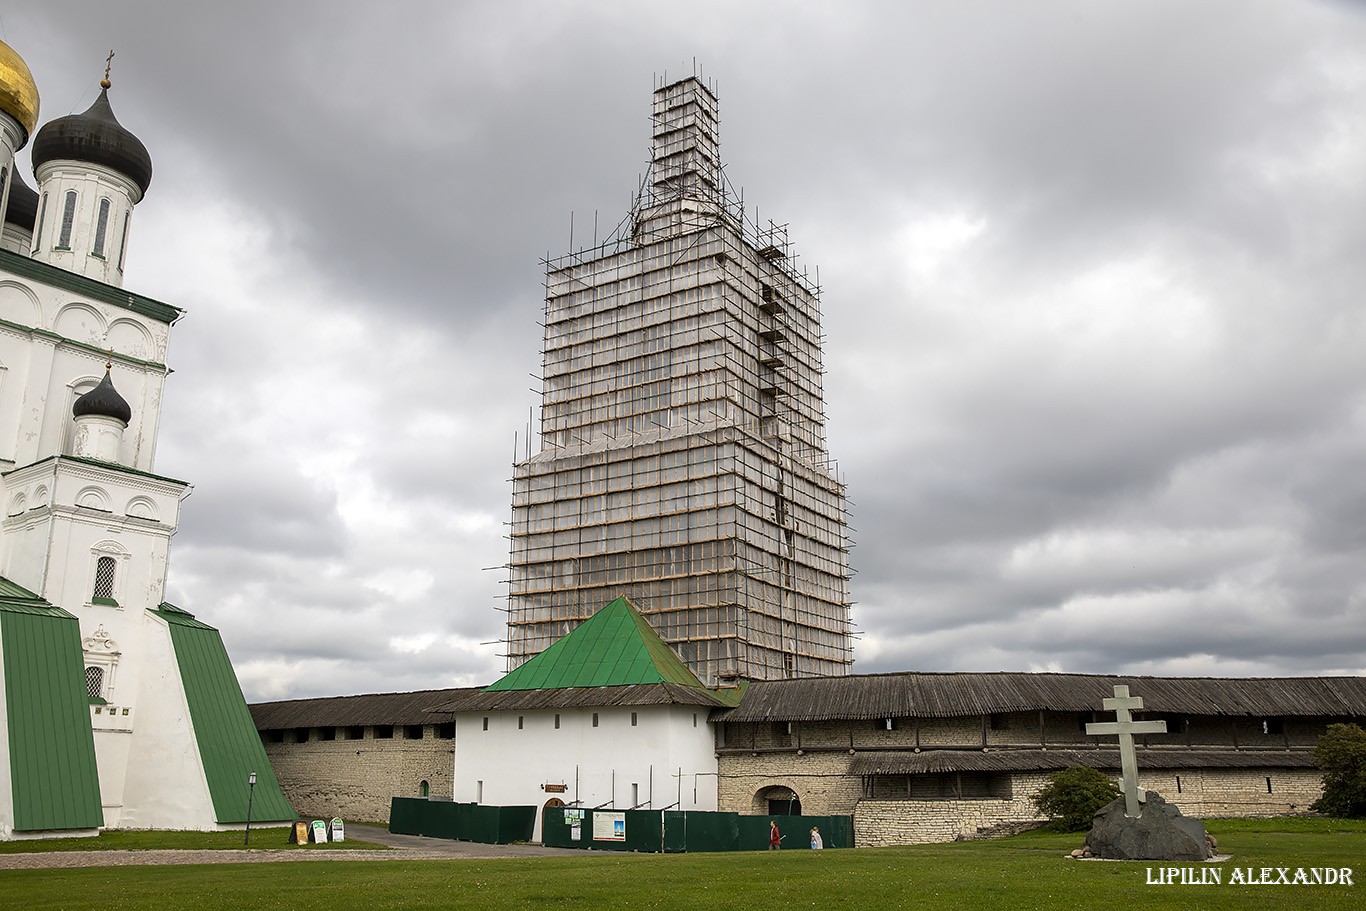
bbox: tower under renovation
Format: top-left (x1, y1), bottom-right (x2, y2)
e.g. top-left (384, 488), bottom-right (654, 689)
top-left (506, 76), bottom-right (851, 683)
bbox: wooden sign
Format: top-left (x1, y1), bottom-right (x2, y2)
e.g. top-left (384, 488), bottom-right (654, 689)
top-left (545, 783), bottom-right (567, 793)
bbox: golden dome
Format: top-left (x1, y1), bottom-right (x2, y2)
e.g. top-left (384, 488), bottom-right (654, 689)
top-left (0, 39), bottom-right (40, 141)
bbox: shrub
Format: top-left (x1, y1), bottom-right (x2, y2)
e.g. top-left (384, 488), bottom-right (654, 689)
top-left (1310, 722), bottom-right (1366, 818)
top-left (1033, 766), bottom-right (1122, 831)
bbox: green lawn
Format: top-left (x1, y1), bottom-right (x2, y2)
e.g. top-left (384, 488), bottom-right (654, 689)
top-left (0, 827), bottom-right (387, 853)
top-left (0, 819), bottom-right (1358, 911)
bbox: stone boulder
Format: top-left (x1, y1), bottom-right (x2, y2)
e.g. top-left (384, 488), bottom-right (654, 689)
top-left (1084, 791), bottom-right (1210, 861)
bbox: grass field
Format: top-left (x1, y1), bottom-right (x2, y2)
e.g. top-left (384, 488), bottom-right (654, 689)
top-left (0, 818), bottom-right (1359, 911)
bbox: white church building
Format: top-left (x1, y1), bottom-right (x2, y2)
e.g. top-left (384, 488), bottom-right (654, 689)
top-left (0, 40), bottom-right (292, 838)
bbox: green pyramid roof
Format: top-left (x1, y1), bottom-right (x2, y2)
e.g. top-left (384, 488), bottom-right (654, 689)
top-left (485, 596), bottom-right (708, 692)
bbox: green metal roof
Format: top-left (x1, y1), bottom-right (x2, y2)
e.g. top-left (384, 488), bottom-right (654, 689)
top-left (1, 577), bottom-right (103, 831)
top-left (485, 595), bottom-right (711, 692)
top-left (150, 603), bottom-right (295, 824)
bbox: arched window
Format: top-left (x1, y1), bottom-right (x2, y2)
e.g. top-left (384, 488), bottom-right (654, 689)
top-left (58, 190), bottom-right (78, 248)
top-left (92, 556), bottom-right (117, 603)
top-left (93, 198), bottom-right (111, 256)
top-left (86, 666), bottom-right (104, 700)
top-left (33, 192), bottom-right (47, 253)
top-left (420, 780), bottom-right (430, 798)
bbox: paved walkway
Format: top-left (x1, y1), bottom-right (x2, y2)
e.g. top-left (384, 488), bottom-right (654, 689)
top-left (0, 825), bottom-right (581, 870)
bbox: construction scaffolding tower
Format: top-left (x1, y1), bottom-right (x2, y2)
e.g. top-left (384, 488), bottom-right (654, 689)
top-left (506, 75), bottom-right (853, 684)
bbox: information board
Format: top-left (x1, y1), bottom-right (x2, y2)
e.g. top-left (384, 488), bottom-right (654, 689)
top-left (593, 811), bottom-right (626, 842)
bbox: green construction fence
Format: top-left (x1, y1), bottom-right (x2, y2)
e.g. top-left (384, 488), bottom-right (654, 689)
top-left (542, 808), bottom-right (852, 853)
top-left (388, 798), bottom-right (536, 844)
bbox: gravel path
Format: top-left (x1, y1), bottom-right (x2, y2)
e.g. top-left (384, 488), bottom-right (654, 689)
top-left (0, 825), bottom-right (582, 870)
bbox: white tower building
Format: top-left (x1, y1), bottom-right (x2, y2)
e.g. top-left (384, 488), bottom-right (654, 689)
top-left (506, 78), bottom-right (853, 684)
top-left (0, 43), bottom-right (291, 839)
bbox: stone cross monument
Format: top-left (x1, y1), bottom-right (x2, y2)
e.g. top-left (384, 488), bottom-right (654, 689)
top-left (1086, 684), bottom-right (1167, 817)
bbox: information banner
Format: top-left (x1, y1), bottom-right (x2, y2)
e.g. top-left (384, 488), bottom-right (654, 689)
top-left (593, 811), bottom-right (626, 842)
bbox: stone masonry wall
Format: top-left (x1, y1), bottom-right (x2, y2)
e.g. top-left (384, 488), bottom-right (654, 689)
top-left (261, 724), bottom-right (454, 824)
top-left (717, 750), bottom-right (862, 817)
top-left (853, 767), bottom-right (1324, 847)
top-left (856, 771), bottom-right (1051, 847)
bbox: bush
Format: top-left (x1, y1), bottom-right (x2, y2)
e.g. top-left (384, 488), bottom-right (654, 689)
top-left (1033, 767), bottom-right (1122, 831)
top-left (1310, 723), bottom-right (1366, 818)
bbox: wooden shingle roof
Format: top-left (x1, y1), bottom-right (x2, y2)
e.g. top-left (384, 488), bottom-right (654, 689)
top-left (249, 687), bottom-right (478, 729)
top-left (716, 671), bottom-right (1366, 723)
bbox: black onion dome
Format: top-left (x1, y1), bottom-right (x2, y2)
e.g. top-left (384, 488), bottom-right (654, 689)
top-left (4, 167), bottom-right (38, 230)
top-left (73, 370), bottom-right (132, 424)
top-left (32, 87), bottom-right (152, 197)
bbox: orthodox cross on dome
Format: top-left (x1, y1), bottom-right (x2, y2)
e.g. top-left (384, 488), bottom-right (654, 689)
top-left (102, 50), bottom-right (114, 89)
top-left (1086, 684), bottom-right (1167, 817)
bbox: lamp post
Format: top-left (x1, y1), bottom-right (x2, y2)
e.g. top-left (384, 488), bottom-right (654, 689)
top-left (245, 771), bottom-right (258, 846)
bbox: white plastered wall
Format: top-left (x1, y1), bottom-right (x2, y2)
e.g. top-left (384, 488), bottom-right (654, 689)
top-left (116, 611), bottom-right (217, 829)
top-left (453, 704), bottom-right (718, 842)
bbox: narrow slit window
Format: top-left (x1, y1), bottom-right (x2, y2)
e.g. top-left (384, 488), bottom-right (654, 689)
top-left (58, 190), bottom-right (77, 248)
top-left (92, 198), bottom-right (111, 256)
top-left (117, 211), bottom-right (130, 270)
top-left (92, 556), bottom-right (117, 602)
top-left (33, 192), bottom-right (48, 252)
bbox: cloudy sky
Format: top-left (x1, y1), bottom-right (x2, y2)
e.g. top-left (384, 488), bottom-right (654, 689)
top-left (6, 1), bottom-right (1365, 700)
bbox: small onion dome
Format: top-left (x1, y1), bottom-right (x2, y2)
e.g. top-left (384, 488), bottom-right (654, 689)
top-left (32, 86), bottom-right (151, 197)
top-left (73, 369), bottom-right (132, 425)
top-left (0, 40), bottom-right (40, 142)
top-left (4, 167), bottom-right (38, 231)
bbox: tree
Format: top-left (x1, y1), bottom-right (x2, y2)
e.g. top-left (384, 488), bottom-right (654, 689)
top-left (1311, 723), bottom-right (1366, 818)
top-left (1033, 766), bottom-right (1122, 830)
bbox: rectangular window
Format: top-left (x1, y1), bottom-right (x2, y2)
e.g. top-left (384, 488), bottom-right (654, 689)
top-left (293, 727), bottom-right (309, 743)
top-left (92, 197), bottom-right (110, 256)
top-left (319, 727), bottom-right (336, 741)
top-left (1266, 777), bottom-right (1274, 794)
top-left (482, 717), bottom-right (489, 731)
top-left (554, 714), bottom-right (560, 729)
top-left (592, 712), bottom-right (599, 727)
top-left (404, 724), bottom-right (424, 740)
top-left (631, 712), bottom-right (638, 727)
top-left (435, 722), bottom-right (455, 739)
top-left (373, 725), bottom-right (394, 739)
top-left (85, 666), bottom-right (104, 699)
top-left (58, 190), bottom-right (77, 248)
top-left (266, 729), bottom-right (285, 743)
top-left (518, 716), bottom-right (524, 730)
top-left (345, 726), bottom-right (365, 740)
top-left (476, 781), bottom-right (483, 803)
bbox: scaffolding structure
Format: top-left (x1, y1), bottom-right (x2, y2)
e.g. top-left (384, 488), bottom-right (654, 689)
top-left (507, 76), bottom-right (852, 684)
